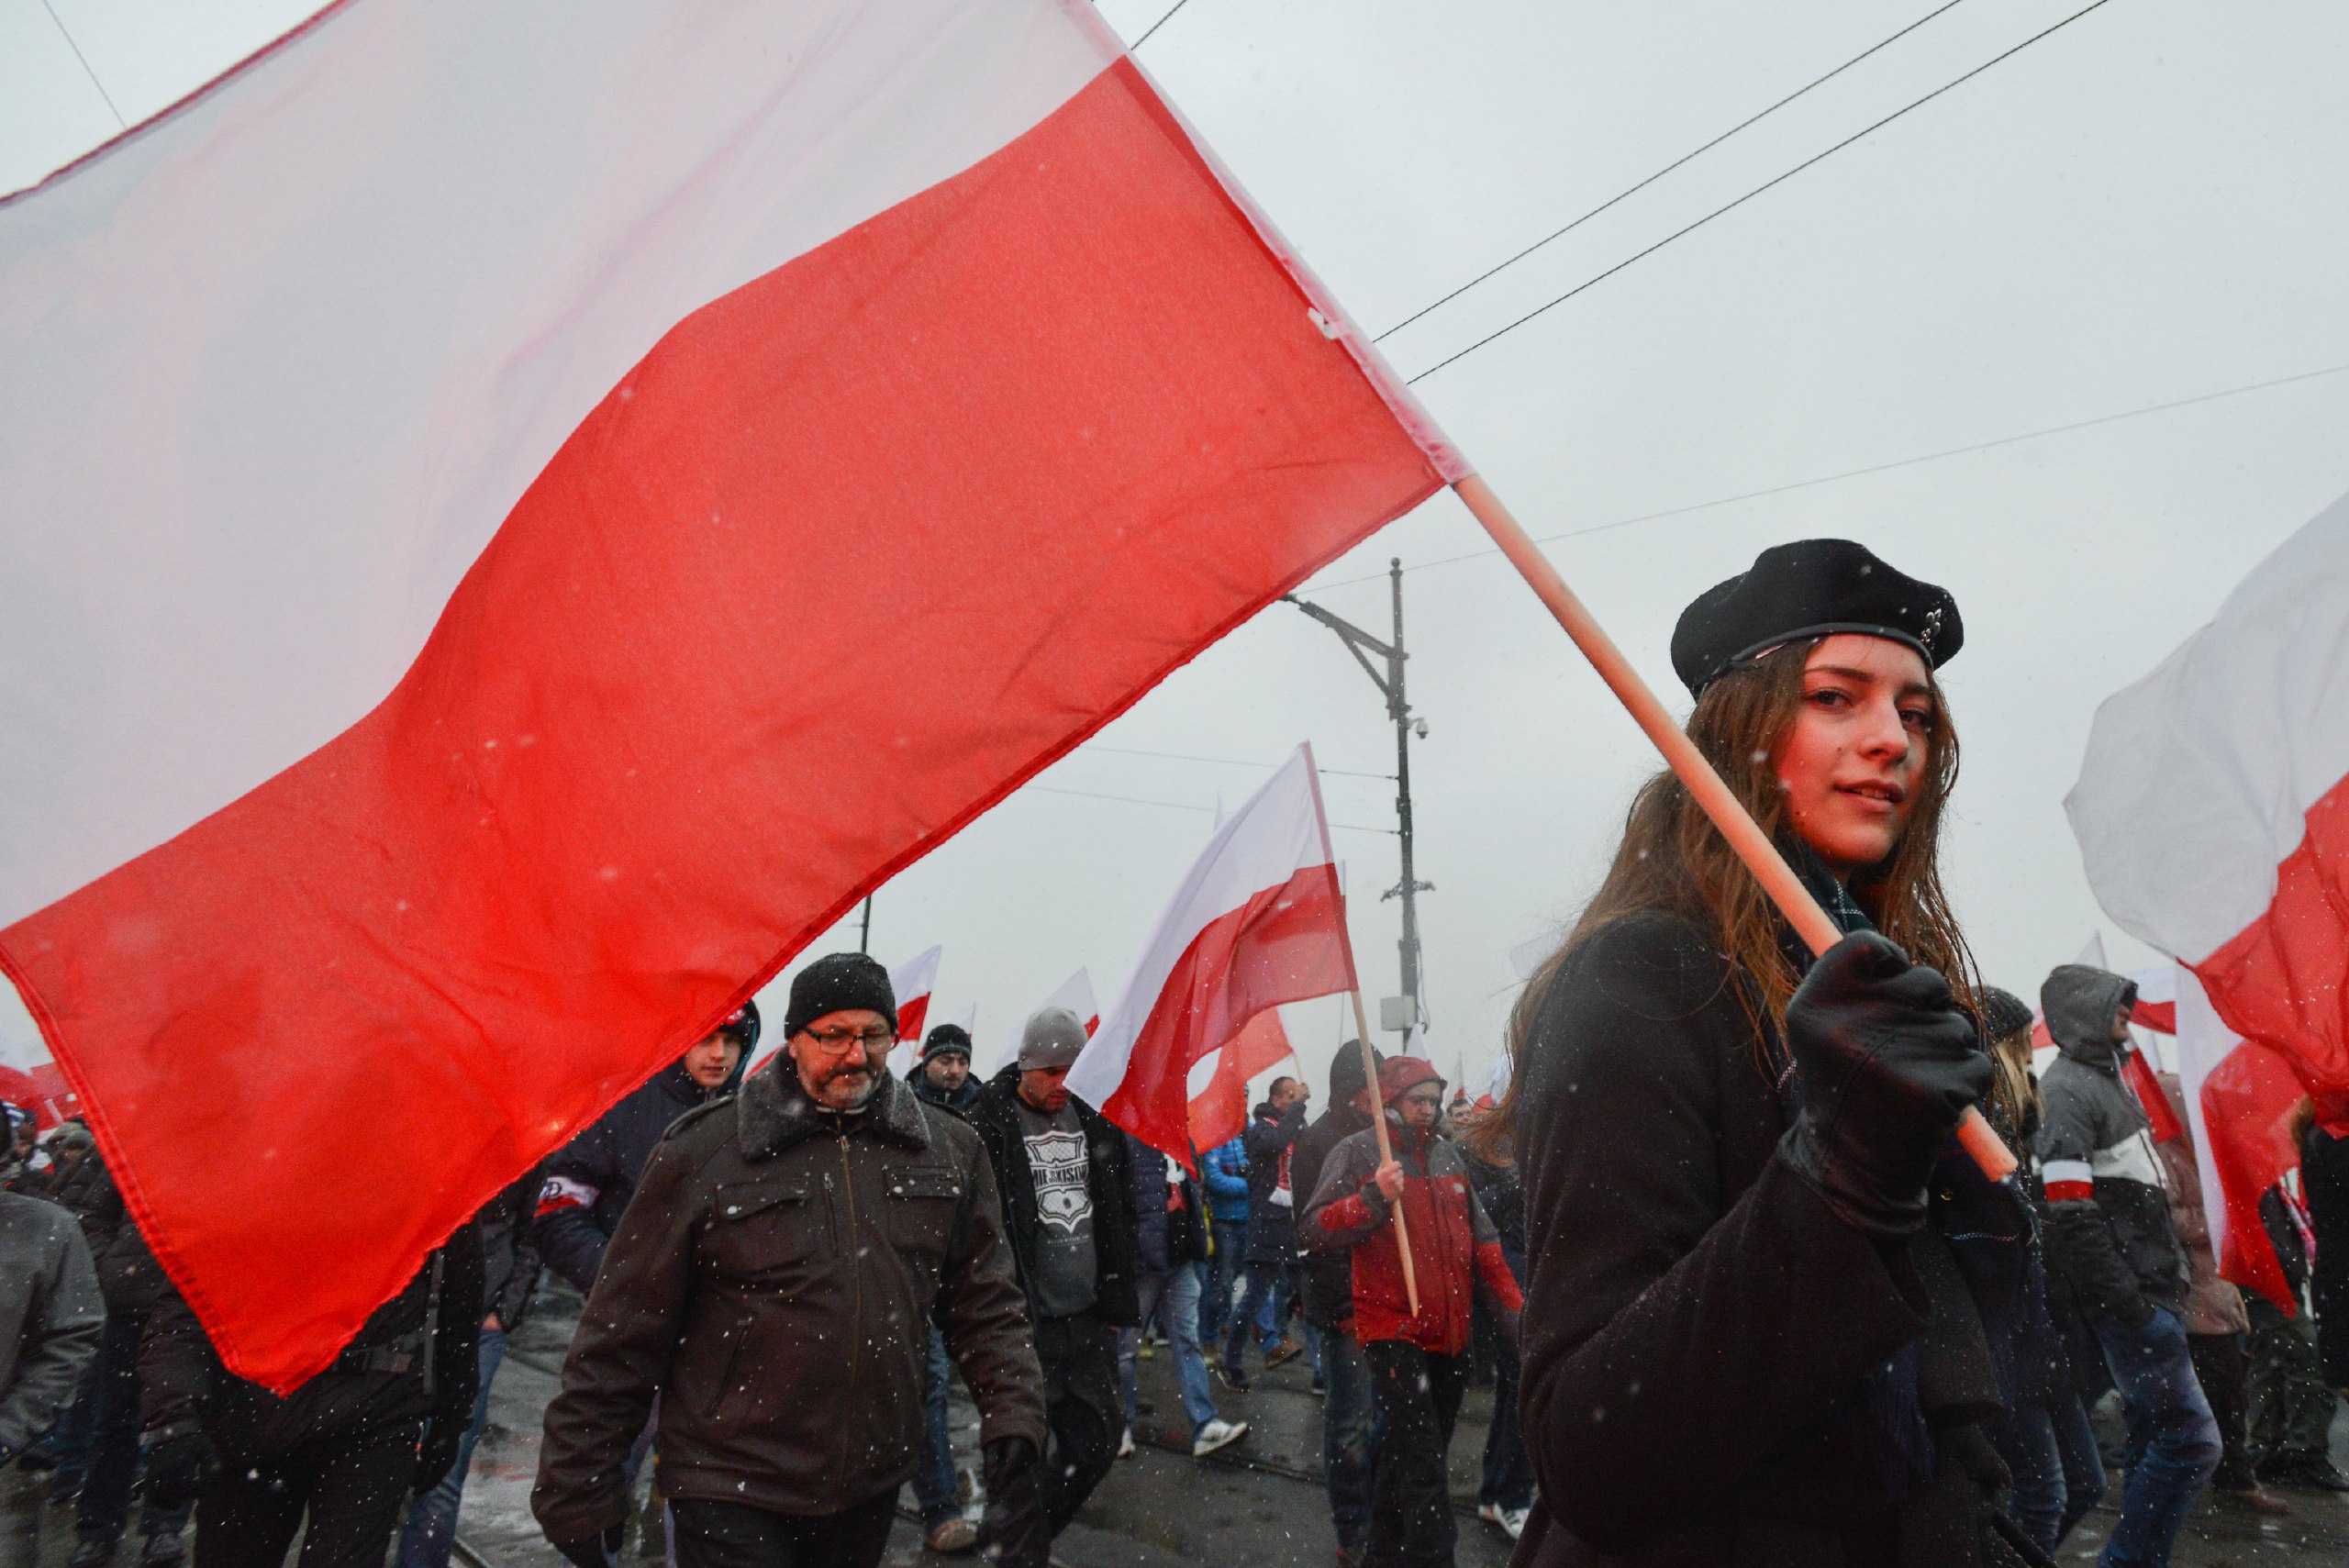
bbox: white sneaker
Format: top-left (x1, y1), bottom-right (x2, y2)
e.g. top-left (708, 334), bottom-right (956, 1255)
top-left (1117, 1427), bottom-right (1136, 1459)
top-left (1191, 1418), bottom-right (1249, 1458)
top-left (1477, 1504), bottom-right (1528, 1541)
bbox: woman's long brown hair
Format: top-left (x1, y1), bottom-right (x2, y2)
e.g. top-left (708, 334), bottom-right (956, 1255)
top-left (1471, 638), bottom-right (1978, 1162)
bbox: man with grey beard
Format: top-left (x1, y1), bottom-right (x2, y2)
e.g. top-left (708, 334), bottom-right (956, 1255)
top-left (533, 954), bottom-right (1049, 1568)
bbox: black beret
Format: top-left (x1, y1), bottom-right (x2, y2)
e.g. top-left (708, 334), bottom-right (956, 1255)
top-left (1670, 539), bottom-right (1962, 698)
top-left (782, 952), bottom-right (896, 1037)
top-left (920, 1023), bottom-right (973, 1062)
top-left (1979, 986), bottom-right (2036, 1043)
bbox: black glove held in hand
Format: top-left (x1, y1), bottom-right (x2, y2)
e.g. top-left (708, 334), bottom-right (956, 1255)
top-left (412, 1418), bottom-right (464, 1497)
top-left (1780, 930), bottom-right (1992, 1238)
top-left (980, 1436), bottom-right (1050, 1568)
top-left (548, 1526), bottom-right (622, 1568)
top-left (140, 1429), bottom-right (219, 1512)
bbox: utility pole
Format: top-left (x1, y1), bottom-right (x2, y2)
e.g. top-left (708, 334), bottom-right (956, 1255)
top-left (858, 895), bottom-right (873, 954)
top-left (1284, 559), bottom-right (1432, 1031)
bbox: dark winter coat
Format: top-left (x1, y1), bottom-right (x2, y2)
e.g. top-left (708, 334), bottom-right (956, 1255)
top-left (2301, 1121), bottom-right (2349, 1385)
top-left (1241, 1099), bottom-right (1308, 1264)
top-left (140, 1228), bottom-right (482, 1473)
top-left (1510, 909), bottom-right (2019, 1568)
top-left (535, 1061), bottom-right (727, 1295)
top-left (1126, 1133), bottom-right (1171, 1274)
top-left (0, 1190), bottom-right (104, 1457)
top-left (966, 1064), bottom-right (1141, 1328)
top-left (534, 1061), bottom-right (1042, 1538)
top-left (1290, 1102), bottom-right (1374, 1329)
top-left (2033, 965), bottom-right (2188, 1327)
top-left (476, 1168), bottom-right (545, 1330)
top-left (1302, 1121), bottom-right (1520, 1356)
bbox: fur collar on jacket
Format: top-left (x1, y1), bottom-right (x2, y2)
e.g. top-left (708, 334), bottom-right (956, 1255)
top-left (737, 1055), bottom-right (932, 1160)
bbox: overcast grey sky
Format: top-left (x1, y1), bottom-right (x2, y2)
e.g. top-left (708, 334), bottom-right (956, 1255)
top-left (6, 0), bottom-right (2346, 1105)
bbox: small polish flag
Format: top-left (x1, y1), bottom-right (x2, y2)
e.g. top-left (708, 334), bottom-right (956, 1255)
top-left (994, 968), bottom-right (1097, 1073)
top-left (2070, 490), bottom-right (2349, 1310)
top-left (1186, 1008), bottom-right (1297, 1157)
top-left (1070, 744), bottom-right (1357, 1165)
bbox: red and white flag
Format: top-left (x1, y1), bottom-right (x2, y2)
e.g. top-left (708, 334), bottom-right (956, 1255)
top-left (1070, 744), bottom-right (1357, 1164)
top-left (0, 0), bottom-right (1457, 1389)
top-left (892, 946), bottom-right (945, 1051)
top-left (1186, 1008), bottom-right (1297, 1157)
top-left (991, 967), bottom-right (1098, 1073)
top-left (2069, 491), bottom-right (2349, 1309)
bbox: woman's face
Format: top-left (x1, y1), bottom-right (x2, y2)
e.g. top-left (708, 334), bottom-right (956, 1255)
top-left (1775, 633), bottom-right (1936, 878)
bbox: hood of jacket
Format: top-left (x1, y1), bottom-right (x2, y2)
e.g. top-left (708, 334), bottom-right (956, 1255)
top-left (2041, 964), bottom-right (2137, 1072)
top-left (736, 1054), bottom-right (931, 1160)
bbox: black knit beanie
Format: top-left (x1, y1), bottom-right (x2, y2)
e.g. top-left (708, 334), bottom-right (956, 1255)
top-left (920, 1023), bottom-right (974, 1063)
top-left (782, 952), bottom-right (896, 1037)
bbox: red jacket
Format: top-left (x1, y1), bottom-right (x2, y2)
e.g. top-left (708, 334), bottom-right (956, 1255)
top-left (1302, 1122), bottom-right (1520, 1355)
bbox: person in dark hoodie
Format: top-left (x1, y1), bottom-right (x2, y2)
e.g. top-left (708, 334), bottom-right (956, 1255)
top-left (2036, 962), bottom-right (2220, 1566)
top-left (1475, 541), bottom-right (2030, 1568)
top-left (967, 1007), bottom-right (1140, 1539)
top-left (906, 1021), bottom-right (984, 1552)
top-left (1222, 1077), bottom-right (1309, 1385)
top-left (534, 1004), bottom-right (757, 1295)
top-left (1290, 1044), bottom-right (1383, 1568)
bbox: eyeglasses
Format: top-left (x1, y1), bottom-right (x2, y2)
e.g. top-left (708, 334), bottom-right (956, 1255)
top-left (799, 1026), bottom-right (895, 1051)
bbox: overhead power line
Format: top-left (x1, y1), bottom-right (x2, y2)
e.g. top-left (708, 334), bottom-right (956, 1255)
top-left (39, 0), bottom-right (126, 129)
top-left (1300, 360), bottom-right (2349, 594)
top-left (1132, 0), bottom-right (1191, 50)
top-left (1375, 0), bottom-right (1973, 342)
top-left (1405, 0), bottom-right (2120, 384)
top-left (1025, 783), bottom-right (1397, 836)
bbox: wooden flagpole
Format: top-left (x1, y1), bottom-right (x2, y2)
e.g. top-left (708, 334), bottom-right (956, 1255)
top-left (1346, 989), bottom-right (1420, 1316)
top-left (1449, 474), bottom-right (2017, 1182)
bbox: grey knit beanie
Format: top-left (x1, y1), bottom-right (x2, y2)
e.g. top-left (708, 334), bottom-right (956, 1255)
top-left (1017, 1006), bottom-right (1088, 1073)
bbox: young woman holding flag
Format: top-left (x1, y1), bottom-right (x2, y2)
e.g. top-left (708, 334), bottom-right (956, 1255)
top-left (1479, 541), bottom-right (2037, 1567)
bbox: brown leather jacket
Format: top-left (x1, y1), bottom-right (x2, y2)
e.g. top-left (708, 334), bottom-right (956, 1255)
top-left (532, 1059), bottom-right (1044, 1539)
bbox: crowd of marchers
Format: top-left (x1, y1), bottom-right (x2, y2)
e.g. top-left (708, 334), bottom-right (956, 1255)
top-left (6, 539), bottom-right (2349, 1568)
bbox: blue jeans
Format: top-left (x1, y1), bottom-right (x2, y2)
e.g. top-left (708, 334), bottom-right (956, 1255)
top-left (909, 1326), bottom-right (959, 1528)
top-left (73, 1314), bottom-right (193, 1548)
top-left (1479, 1334), bottom-right (1534, 1513)
top-left (2092, 1307), bottom-right (2221, 1568)
top-left (1202, 1222), bottom-right (1246, 1342)
top-left (1223, 1262), bottom-right (1291, 1369)
top-left (1321, 1328), bottom-right (1382, 1558)
top-left (1122, 1268), bottom-right (1219, 1437)
top-left (397, 1327), bottom-right (507, 1568)
top-left (1990, 1393), bottom-right (2106, 1558)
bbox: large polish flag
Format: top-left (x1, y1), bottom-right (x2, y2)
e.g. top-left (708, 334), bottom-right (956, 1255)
top-left (1071, 744), bottom-right (1357, 1164)
top-left (0, 0), bottom-right (1459, 1390)
top-left (2069, 491), bottom-right (2349, 1309)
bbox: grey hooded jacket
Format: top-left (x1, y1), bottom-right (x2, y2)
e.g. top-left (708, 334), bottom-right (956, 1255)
top-left (2033, 964), bottom-right (2188, 1327)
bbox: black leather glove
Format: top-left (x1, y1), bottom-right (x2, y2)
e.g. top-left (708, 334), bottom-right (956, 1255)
top-left (548, 1526), bottom-right (622, 1568)
top-left (1779, 931), bottom-right (1992, 1237)
top-left (412, 1418), bottom-right (464, 1497)
top-left (1940, 1420), bottom-right (2012, 1498)
top-left (140, 1428), bottom-right (219, 1512)
top-left (979, 1436), bottom-right (1050, 1568)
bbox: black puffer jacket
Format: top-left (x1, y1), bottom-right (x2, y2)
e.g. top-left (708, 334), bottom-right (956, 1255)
top-left (2303, 1122), bottom-right (2349, 1385)
top-left (2033, 965), bottom-right (2188, 1328)
top-left (1291, 1103), bottom-right (1375, 1329)
top-left (966, 1065), bottom-right (1140, 1328)
top-left (1241, 1100), bottom-right (1308, 1264)
top-left (535, 1060), bottom-right (729, 1294)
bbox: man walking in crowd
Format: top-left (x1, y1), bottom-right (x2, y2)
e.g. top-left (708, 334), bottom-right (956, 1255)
top-left (139, 1231), bottom-right (483, 1568)
top-left (1223, 1077), bottom-right (1309, 1389)
top-left (1118, 1133), bottom-right (1246, 1462)
top-left (397, 1168), bottom-right (546, 1568)
top-left (1199, 1129), bottom-right (1250, 1351)
top-left (533, 955), bottom-right (1049, 1568)
top-left (969, 1007), bottom-right (1141, 1540)
top-left (2037, 963), bottom-right (2221, 1568)
top-left (48, 1143), bottom-right (192, 1568)
top-left (1305, 1057), bottom-right (1520, 1568)
top-left (1, 1169), bottom-right (104, 1568)
top-left (905, 1021), bottom-right (983, 1553)
top-left (2247, 1182), bottom-right (2349, 1490)
top-left (1290, 1045), bottom-right (1383, 1568)
top-left (534, 1006), bottom-right (756, 1294)
top-left (2154, 1073), bottom-right (2288, 1515)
